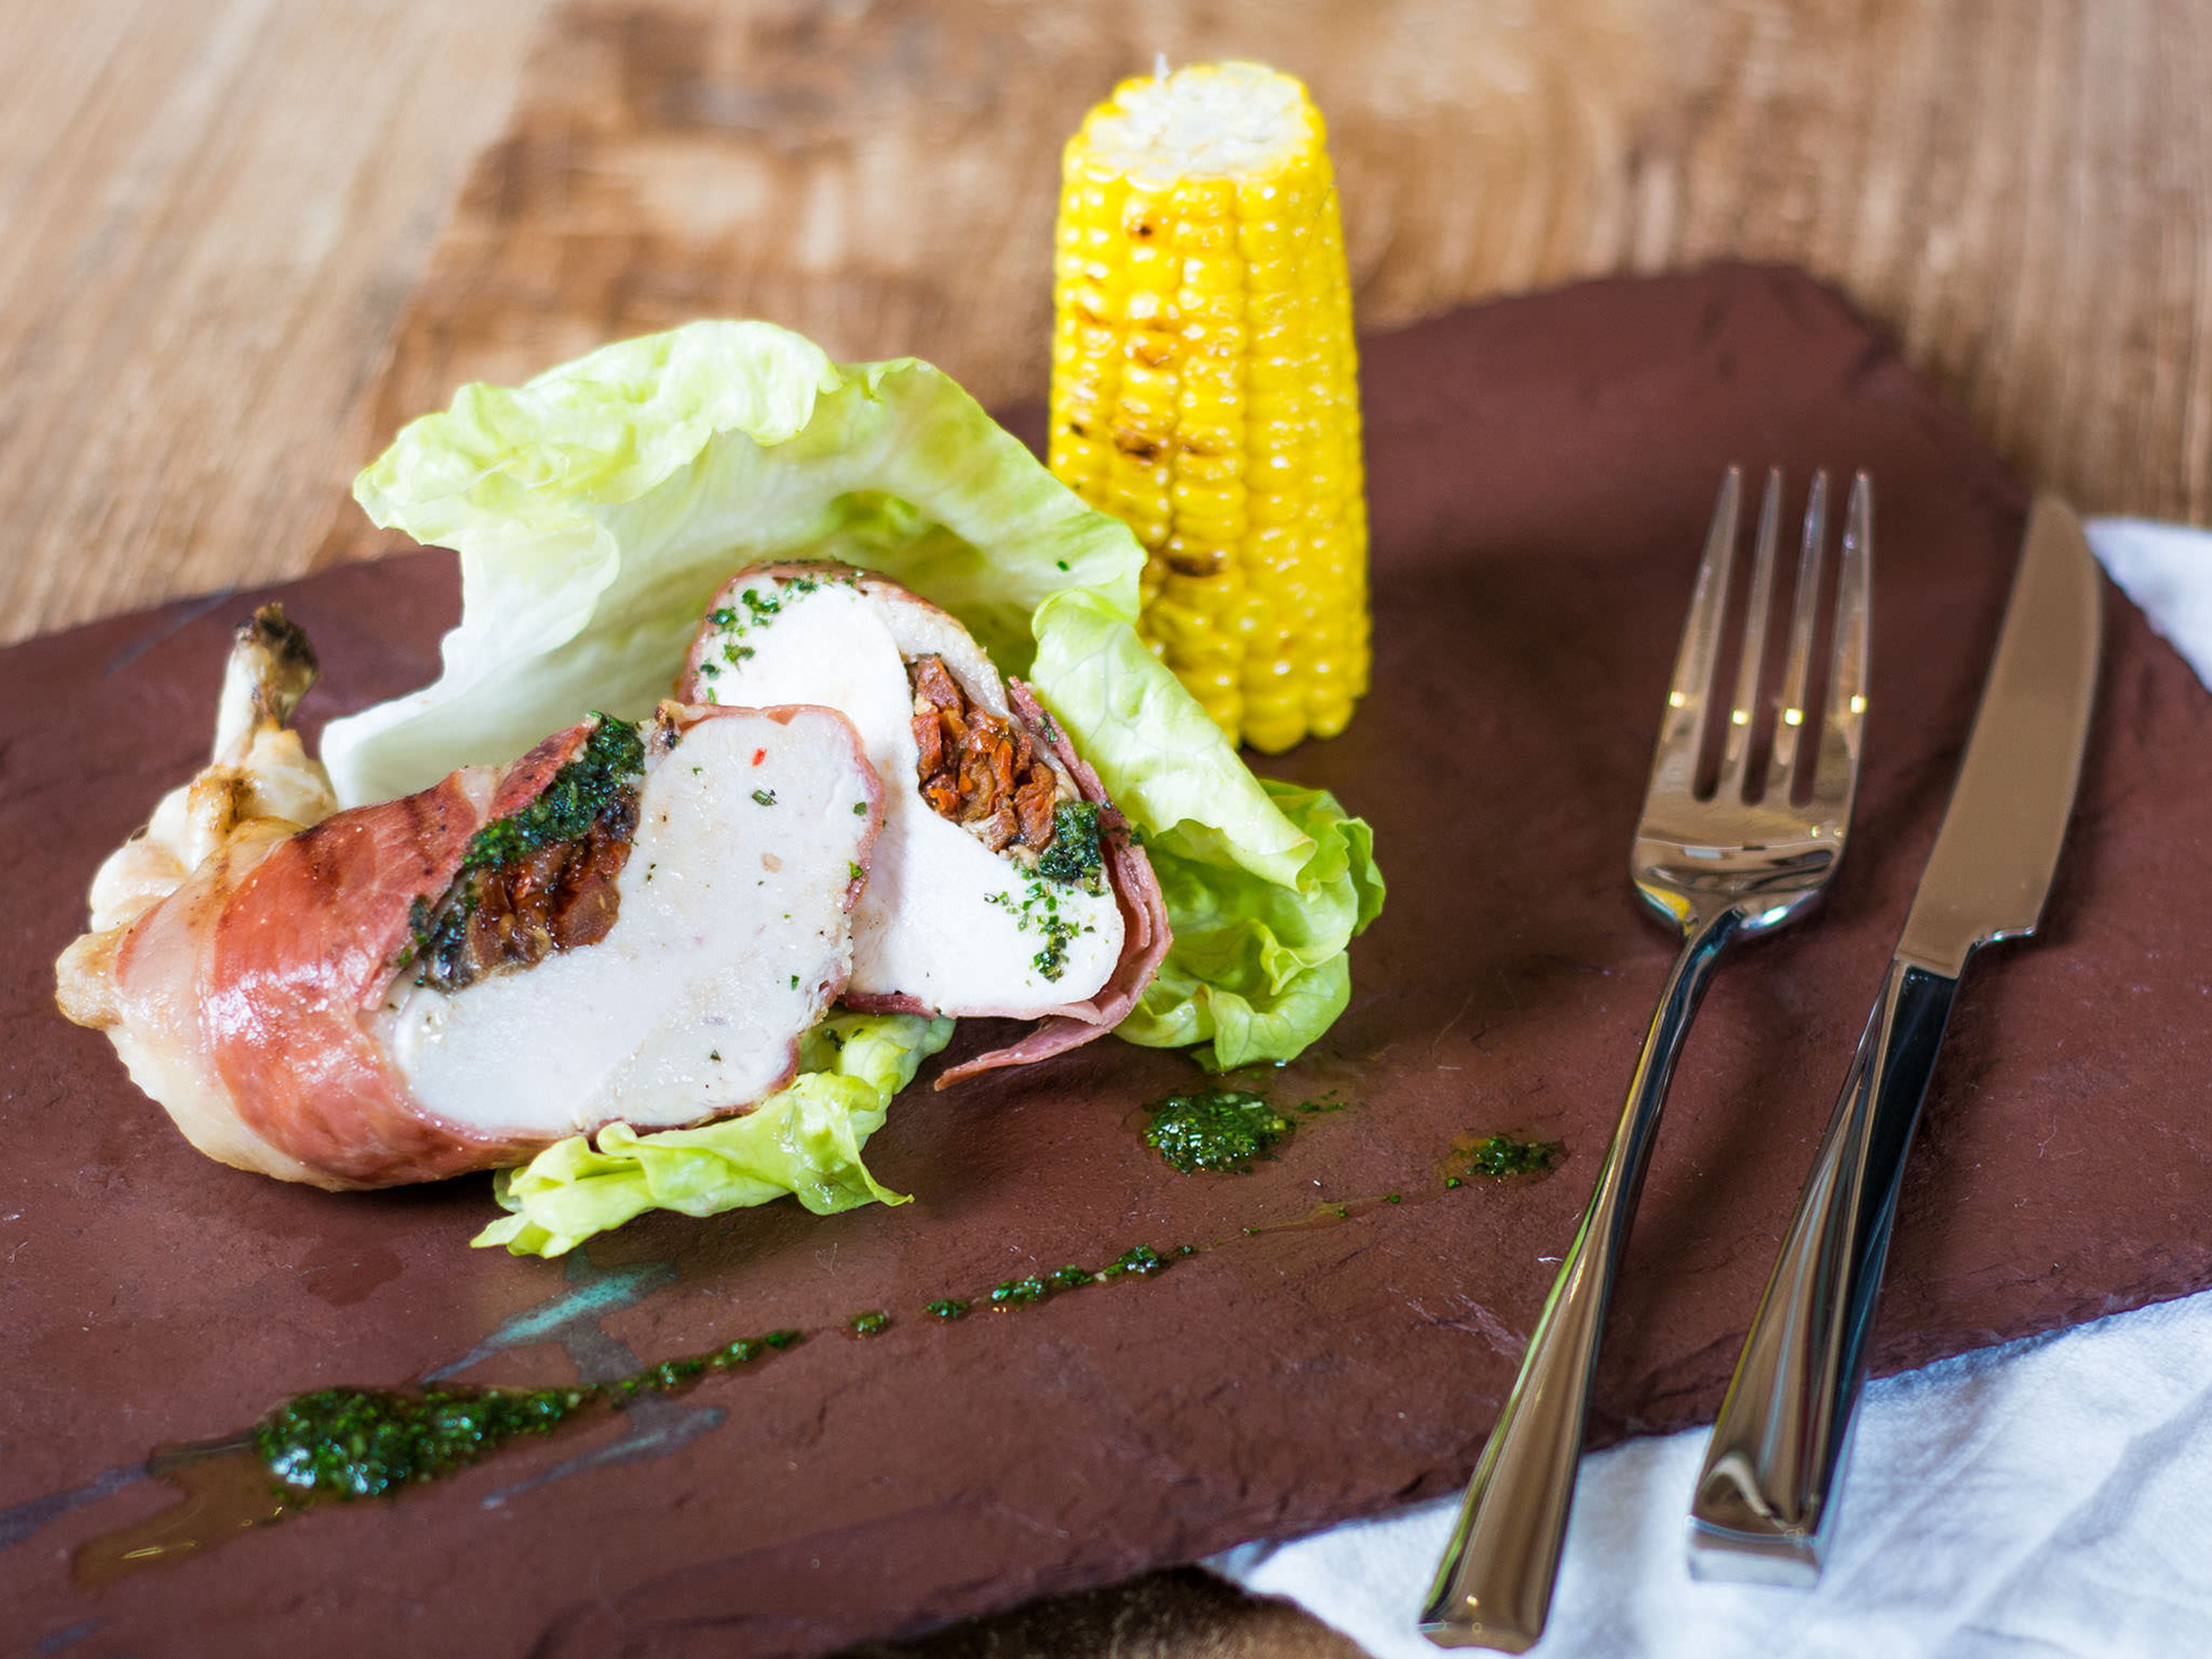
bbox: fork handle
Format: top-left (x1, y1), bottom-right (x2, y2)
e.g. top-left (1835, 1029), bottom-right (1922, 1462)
top-left (1687, 953), bottom-right (1960, 1584)
top-left (1421, 907), bottom-right (1741, 1652)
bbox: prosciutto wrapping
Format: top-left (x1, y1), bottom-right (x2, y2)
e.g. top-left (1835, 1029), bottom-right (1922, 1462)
top-left (679, 563), bottom-right (1169, 1084)
top-left (57, 607), bottom-right (882, 1189)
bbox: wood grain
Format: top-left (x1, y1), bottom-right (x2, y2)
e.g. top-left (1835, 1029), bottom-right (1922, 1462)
top-left (0, 0), bottom-right (542, 644)
top-left (11, 1), bottom-right (2212, 647)
top-left (374, 0), bottom-right (2204, 536)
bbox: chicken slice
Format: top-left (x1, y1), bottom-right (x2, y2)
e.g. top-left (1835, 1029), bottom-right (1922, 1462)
top-left (58, 611), bottom-right (882, 1188)
top-left (679, 564), bottom-right (1170, 1084)
top-left (375, 704), bottom-right (880, 1143)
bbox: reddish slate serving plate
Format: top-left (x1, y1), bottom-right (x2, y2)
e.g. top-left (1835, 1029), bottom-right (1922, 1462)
top-left (5, 264), bottom-right (2210, 1658)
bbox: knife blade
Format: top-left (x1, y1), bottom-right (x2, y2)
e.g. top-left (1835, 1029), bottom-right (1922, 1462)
top-left (1684, 493), bottom-right (2103, 1584)
top-left (1896, 497), bottom-right (2105, 975)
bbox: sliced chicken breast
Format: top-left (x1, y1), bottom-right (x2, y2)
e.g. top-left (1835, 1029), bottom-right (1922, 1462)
top-left (58, 610), bottom-right (882, 1189)
top-left (679, 564), bottom-right (1170, 1083)
top-left (374, 703), bottom-right (881, 1145)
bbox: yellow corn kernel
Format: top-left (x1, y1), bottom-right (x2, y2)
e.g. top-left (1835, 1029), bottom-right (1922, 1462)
top-left (1048, 60), bottom-right (1368, 752)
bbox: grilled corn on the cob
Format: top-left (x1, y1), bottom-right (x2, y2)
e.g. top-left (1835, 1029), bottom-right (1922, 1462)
top-left (1048, 60), bottom-right (1368, 753)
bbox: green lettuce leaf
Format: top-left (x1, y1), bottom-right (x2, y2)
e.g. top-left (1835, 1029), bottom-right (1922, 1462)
top-left (326, 320), bottom-right (1382, 1237)
top-left (323, 323), bottom-right (1144, 805)
top-left (1119, 780), bottom-right (1387, 1070)
top-left (474, 1013), bottom-right (953, 1257)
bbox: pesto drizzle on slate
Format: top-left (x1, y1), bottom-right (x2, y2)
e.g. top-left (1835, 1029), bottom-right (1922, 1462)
top-left (78, 1237), bottom-right (1195, 1586)
top-left (203, 1110), bottom-right (1569, 1544)
top-left (979, 1245), bottom-right (1181, 1313)
top-left (252, 1328), bottom-right (800, 1502)
top-left (1143, 1089), bottom-right (1293, 1174)
top-left (1453, 1133), bottom-right (1561, 1184)
top-left (256, 1384), bottom-right (588, 1500)
top-left (253, 1241), bottom-right (1190, 1503)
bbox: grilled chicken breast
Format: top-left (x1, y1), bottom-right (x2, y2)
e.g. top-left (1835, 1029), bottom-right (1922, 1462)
top-left (58, 607), bottom-right (882, 1188)
top-left (679, 564), bottom-right (1169, 1085)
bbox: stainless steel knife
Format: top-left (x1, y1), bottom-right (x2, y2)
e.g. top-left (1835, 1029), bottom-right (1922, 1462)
top-left (1685, 493), bottom-right (2104, 1584)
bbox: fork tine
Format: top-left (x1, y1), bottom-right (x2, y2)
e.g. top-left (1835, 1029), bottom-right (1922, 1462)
top-left (1766, 471), bottom-right (1830, 797)
top-left (1715, 469), bottom-right (1784, 800)
top-left (1648, 468), bottom-right (1743, 799)
top-left (1810, 472), bottom-right (1873, 812)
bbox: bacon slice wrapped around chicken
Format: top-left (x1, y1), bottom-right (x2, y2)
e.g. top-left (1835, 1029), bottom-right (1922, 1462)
top-left (679, 564), bottom-right (1170, 1085)
top-left (57, 606), bottom-right (882, 1189)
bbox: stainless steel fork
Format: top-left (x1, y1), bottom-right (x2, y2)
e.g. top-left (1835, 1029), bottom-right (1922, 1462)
top-left (1419, 468), bottom-right (1873, 1652)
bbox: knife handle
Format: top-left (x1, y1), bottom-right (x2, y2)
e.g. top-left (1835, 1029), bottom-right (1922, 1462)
top-left (1687, 954), bottom-right (1960, 1584)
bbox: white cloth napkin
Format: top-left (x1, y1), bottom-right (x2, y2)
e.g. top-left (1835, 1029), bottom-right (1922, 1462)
top-left (1211, 518), bottom-right (2212, 1659)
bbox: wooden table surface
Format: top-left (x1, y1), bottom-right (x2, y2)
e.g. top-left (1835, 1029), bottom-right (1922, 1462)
top-left (6, 2), bottom-right (2205, 1653)
top-left (8, 0), bottom-right (2212, 650)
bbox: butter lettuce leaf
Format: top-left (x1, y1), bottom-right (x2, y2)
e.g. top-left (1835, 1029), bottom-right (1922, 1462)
top-left (474, 1013), bottom-right (953, 1257)
top-left (325, 319), bottom-right (1381, 1156)
top-left (1118, 781), bottom-right (1386, 1070)
top-left (323, 323), bottom-right (1141, 805)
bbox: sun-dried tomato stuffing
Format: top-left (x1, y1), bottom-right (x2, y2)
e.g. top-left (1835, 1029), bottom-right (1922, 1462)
top-left (405, 740), bottom-right (643, 995)
top-left (908, 655), bottom-right (1063, 856)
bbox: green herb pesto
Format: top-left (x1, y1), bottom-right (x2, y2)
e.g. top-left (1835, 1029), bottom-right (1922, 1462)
top-left (1143, 1089), bottom-right (1291, 1174)
top-left (984, 878), bottom-right (1093, 982)
top-left (609, 1357), bottom-right (707, 1399)
top-left (988, 1275), bottom-right (1051, 1308)
top-left (130, 1218), bottom-right (1211, 1560)
top-left (249, 1327), bottom-right (800, 1503)
top-left (1101, 1245), bottom-right (1166, 1278)
top-left (401, 893), bottom-right (461, 978)
top-left (395, 714), bottom-right (646, 987)
top-left (1461, 1134), bottom-right (1561, 1181)
top-left (729, 588), bottom-right (780, 626)
top-left (97, 1229), bottom-right (1203, 1583)
top-left (1036, 801), bottom-right (1104, 892)
top-left (255, 1386), bottom-right (588, 1500)
top-left (703, 570), bottom-right (854, 658)
top-left (978, 1244), bottom-right (1176, 1312)
top-left (461, 715), bottom-right (644, 874)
